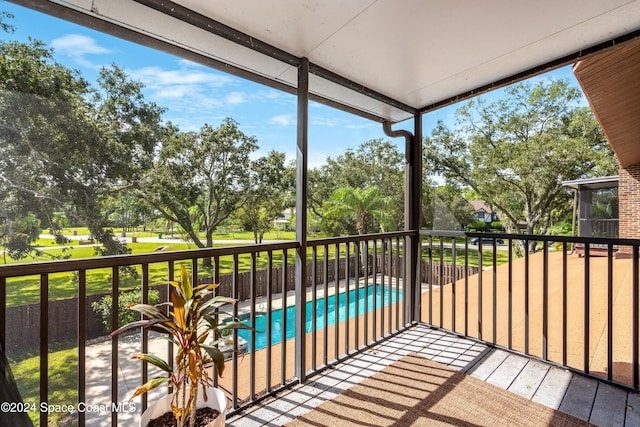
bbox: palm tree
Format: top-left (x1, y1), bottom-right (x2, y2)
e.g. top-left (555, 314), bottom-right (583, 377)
top-left (323, 185), bottom-right (391, 235)
top-left (322, 186), bottom-right (391, 273)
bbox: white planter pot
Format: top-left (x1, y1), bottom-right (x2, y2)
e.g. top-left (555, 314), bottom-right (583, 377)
top-left (140, 387), bottom-right (227, 427)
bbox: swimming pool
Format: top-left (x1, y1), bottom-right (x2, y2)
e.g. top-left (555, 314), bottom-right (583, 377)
top-left (237, 284), bottom-right (402, 351)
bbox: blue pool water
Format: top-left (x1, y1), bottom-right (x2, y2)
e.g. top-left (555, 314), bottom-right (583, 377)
top-left (237, 284), bottom-right (402, 351)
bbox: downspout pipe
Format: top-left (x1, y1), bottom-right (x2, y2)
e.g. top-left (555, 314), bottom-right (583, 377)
top-left (383, 121), bottom-right (413, 163)
top-left (383, 120), bottom-right (422, 323)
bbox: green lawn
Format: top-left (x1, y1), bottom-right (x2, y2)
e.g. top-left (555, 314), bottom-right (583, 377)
top-left (4, 234), bottom-right (512, 307)
top-left (10, 344), bottom-right (79, 427)
top-left (423, 246), bottom-right (510, 268)
top-left (4, 241), bottom-right (300, 307)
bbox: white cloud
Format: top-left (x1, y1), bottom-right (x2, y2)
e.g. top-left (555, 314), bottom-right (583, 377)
top-left (51, 34), bottom-right (111, 68)
top-left (311, 116), bottom-right (339, 127)
top-left (131, 66), bottom-right (232, 87)
top-left (225, 91), bottom-right (246, 105)
top-left (269, 114), bottom-right (295, 126)
top-left (52, 34), bottom-right (111, 55)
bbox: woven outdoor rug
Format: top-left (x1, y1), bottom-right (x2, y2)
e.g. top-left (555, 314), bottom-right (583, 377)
top-left (286, 352), bottom-right (592, 426)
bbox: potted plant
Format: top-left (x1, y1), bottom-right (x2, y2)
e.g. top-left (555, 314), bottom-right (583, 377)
top-left (111, 265), bottom-right (248, 427)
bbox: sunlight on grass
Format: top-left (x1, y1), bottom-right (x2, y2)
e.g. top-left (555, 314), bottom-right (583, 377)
top-left (10, 345), bottom-right (79, 427)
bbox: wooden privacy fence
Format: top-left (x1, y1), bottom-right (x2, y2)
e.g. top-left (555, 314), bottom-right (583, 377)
top-left (421, 259), bottom-right (479, 287)
top-left (4, 284), bottom-right (170, 353)
top-left (5, 256), bottom-right (477, 351)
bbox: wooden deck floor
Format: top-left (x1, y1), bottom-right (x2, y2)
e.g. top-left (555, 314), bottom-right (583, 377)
top-left (227, 324), bottom-right (640, 426)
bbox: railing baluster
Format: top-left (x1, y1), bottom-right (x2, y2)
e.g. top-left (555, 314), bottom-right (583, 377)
top-left (465, 238), bottom-right (469, 337)
top-left (345, 242), bottom-right (351, 355)
top-left (387, 238), bottom-right (393, 336)
top-left (404, 236), bottom-right (409, 326)
top-left (607, 244), bottom-right (614, 382)
top-left (584, 244), bottom-right (591, 374)
top-left (77, 270), bottom-right (86, 427)
top-left (428, 235), bottom-right (433, 325)
top-left (364, 240), bottom-right (369, 345)
top-left (452, 237), bottom-right (456, 332)
top-left (524, 243), bottom-right (529, 355)
top-left (323, 244), bottom-right (329, 366)
top-left (250, 252), bottom-right (256, 400)
top-left (380, 238), bottom-right (385, 338)
top-left (40, 273), bottom-right (49, 427)
top-left (0, 277), bottom-right (5, 351)
top-left (141, 263), bottom-right (149, 412)
top-left (372, 239), bottom-right (377, 342)
top-left (439, 238), bottom-right (444, 328)
top-left (232, 253), bottom-right (239, 408)
top-left (311, 246), bottom-right (317, 371)
top-left (266, 250), bottom-right (273, 393)
top-left (633, 244), bottom-right (639, 389)
top-left (354, 242), bottom-right (360, 349)
top-left (493, 239), bottom-right (497, 345)
top-left (281, 248), bottom-right (288, 387)
top-left (334, 243), bottom-right (340, 360)
top-left (478, 240), bottom-right (483, 341)
top-left (395, 237), bottom-right (400, 331)
top-left (110, 267), bottom-right (118, 427)
top-left (508, 239), bottom-right (513, 350)
top-left (543, 241), bottom-right (548, 360)
top-left (167, 261), bottom-right (174, 394)
top-left (212, 256), bottom-right (219, 389)
top-left (562, 242), bottom-right (568, 367)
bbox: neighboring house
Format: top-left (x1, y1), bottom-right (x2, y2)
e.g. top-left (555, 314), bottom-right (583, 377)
top-left (469, 200), bottom-right (499, 224)
top-left (573, 37), bottom-right (640, 257)
top-left (273, 208), bottom-right (293, 231)
top-left (562, 176), bottom-right (619, 239)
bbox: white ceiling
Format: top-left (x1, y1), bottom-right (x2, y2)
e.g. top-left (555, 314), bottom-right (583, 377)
top-left (41, 0), bottom-right (640, 122)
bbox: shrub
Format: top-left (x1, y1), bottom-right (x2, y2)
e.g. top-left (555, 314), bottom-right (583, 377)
top-left (490, 221), bottom-right (503, 231)
top-left (467, 220), bottom-right (487, 231)
top-left (92, 288), bottom-right (160, 332)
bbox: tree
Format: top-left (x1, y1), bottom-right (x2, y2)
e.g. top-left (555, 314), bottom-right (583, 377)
top-left (142, 118), bottom-right (257, 262)
top-left (321, 186), bottom-right (391, 236)
top-left (0, 40), bottom-right (165, 258)
top-left (430, 184), bottom-right (475, 231)
top-left (239, 152), bottom-right (294, 244)
top-left (424, 79), bottom-right (617, 242)
top-left (310, 139), bottom-right (404, 230)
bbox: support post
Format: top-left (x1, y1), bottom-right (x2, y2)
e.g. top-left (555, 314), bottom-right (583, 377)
top-left (295, 57), bottom-right (309, 383)
top-left (409, 114), bottom-right (423, 322)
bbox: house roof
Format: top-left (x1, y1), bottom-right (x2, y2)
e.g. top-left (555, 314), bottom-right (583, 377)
top-left (573, 37), bottom-right (640, 168)
top-left (562, 175), bottom-right (619, 190)
top-left (469, 200), bottom-right (493, 214)
top-left (15, 0), bottom-right (640, 124)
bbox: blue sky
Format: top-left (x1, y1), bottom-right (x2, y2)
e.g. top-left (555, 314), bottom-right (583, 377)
top-left (2, 2), bottom-right (583, 169)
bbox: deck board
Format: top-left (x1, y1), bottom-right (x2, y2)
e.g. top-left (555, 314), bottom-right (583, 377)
top-left (486, 353), bottom-right (528, 389)
top-left (466, 347), bottom-right (509, 380)
top-left (590, 383), bottom-right (628, 427)
top-left (532, 365), bottom-right (572, 409)
top-left (625, 392), bottom-right (640, 426)
top-left (228, 324), bottom-right (634, 426)
top-left (559, 375), bottom-right (599, 421)
top-left (508, 359), bottom-right (550, 399)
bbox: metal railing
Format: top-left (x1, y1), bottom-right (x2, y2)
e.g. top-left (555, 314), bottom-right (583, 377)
top-left (0, 231), bottom-right (414, 426)
top-left (4, 229), bottom-right (640, 425)
top-left (420, 230), bottom-right (640, 392)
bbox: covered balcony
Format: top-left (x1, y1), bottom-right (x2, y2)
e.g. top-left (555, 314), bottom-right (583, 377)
top-left (3, 1), bottom-right (640, 426)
